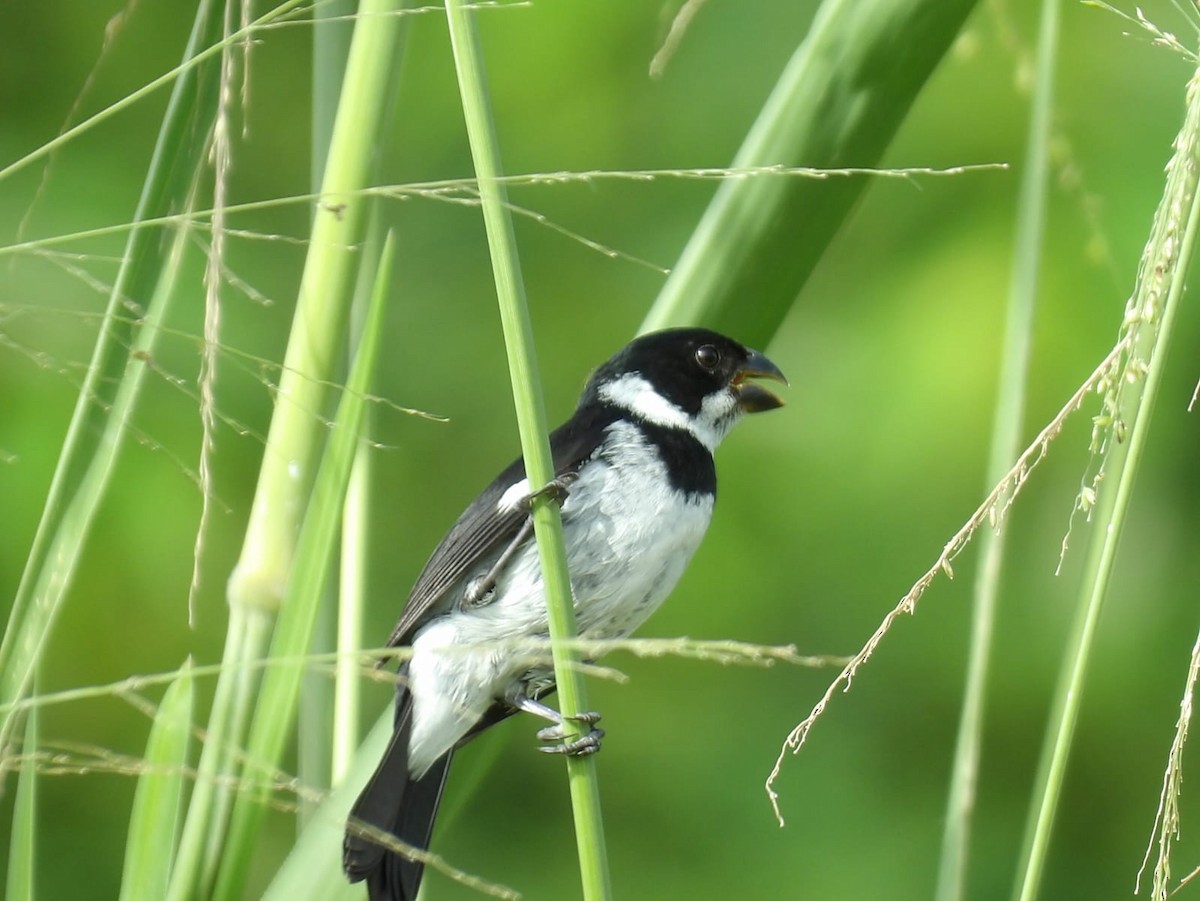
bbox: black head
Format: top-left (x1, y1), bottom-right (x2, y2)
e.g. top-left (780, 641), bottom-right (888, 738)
top-left (580, 328), bottom-right (786, 449)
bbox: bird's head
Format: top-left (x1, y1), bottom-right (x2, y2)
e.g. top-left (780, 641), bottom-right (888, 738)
top-left (582, 328), bottom-right (787, 451)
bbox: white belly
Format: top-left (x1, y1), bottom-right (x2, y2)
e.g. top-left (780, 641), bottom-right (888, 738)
top-left (406, 421), bottom-right (713, 775)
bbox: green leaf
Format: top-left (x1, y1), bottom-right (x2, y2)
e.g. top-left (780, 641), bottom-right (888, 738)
top-left (263, 711), bottom-right (393, 901)
top-left (641, 0), bottom-right (980, 346)
top-left (120, 661), bottom-right (196, 901)
top-left (6, 703), bottom-right (38, 901)
top-left (0, 0), bottom-right (224, 751)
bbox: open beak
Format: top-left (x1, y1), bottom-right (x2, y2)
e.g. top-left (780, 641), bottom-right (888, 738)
top-left (733, 348), bottom-right (788, 413)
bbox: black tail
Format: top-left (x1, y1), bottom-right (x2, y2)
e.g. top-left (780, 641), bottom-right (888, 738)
top-left (344, 695), bottom-right (452, 901)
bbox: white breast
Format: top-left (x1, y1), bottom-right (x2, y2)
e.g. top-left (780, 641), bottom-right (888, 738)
top-left (405, 420), bottom-right (714, 776)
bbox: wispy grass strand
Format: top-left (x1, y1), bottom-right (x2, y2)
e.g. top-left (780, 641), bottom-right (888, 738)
top-left (0, 0), bottom-right (222, 751)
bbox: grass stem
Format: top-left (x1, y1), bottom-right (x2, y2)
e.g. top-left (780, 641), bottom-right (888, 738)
top-left (936, 2), bottom-right (1058, 898)
top-left (444, 1), bottom-right (612, 897)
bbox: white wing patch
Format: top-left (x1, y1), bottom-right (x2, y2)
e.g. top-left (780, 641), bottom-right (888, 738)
top-left (496, 477), bottom-right (531, 514)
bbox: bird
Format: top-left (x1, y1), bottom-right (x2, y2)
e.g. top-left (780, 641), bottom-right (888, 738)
top-left (343, 327), bottom-right (786, 900)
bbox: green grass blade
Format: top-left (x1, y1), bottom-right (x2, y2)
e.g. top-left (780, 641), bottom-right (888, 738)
top-left (0, 0), bottom-right (222, 751)
top-left (212, 232), bottom-right (396, 900)
top-left (274, 709), bottom-right (520, 901)
top-left (264, 711), bottom-right (393, 901)
top-left (640, 0), bottom-right (979, 346)
top-left (444, 1), bottom-right (611, 897)
top-left (936, 3), bottom-right (1059, 899)
top-left (120, 661), bottom-right (196, 901)
top-left (1013, 59), bottom-right (1200, 901)
top-left (333, 211), bottom-right (387, 784)
top-left (6, 701), bottom-right (38, 901)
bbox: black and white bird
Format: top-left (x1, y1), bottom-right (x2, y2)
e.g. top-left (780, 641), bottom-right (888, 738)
top-left (343, 328), bottom-right (786, 900)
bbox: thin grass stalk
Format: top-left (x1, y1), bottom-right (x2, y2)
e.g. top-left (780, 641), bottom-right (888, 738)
top-left (936, 3), bottom-right (1058, 898)
top-left (335, 438), bottom-right (370, 781)
top-left (443, 1), bottom-right (611, 897)
top-left (226, 0), bottom-right (406, 626)
top-left (334, 212), bottom-right (387, 782)
top-left (639, 0), bottom-right (979, 346)
top-left (212, 232), bottom-right (396, 901)
top-left (6, 694), bottom-right (38, 901)
top-left (1013, 60), bottom-right (1200, 901)
top-left (0, 0), bottom-right (223, 750)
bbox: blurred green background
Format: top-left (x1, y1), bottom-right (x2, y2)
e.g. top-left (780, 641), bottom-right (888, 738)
top-left (3, 0), bottom-right (1200, 898)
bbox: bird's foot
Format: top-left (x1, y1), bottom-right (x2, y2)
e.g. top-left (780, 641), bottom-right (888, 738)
top-left (509, 692), bottom-right (605, 757)
top-left (520, 472), bottom-right (578, 511)
top-left (537, 713), bottom-right (605, 757)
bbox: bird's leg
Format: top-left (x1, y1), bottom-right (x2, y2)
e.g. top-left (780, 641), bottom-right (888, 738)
top-left (465, 473), bottom-right (578, 608)
top-left (520, 471), bottom-right (578, 511)
top-left (463, 517), bottom-right (535, 607)
top-left (509, 692), bottom-right (605, 757)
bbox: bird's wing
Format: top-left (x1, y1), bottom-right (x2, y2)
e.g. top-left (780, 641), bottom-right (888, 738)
top-left (384, 404), bottom-right (619, 649)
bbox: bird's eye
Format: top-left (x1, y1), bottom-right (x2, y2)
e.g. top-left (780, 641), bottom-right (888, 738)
top-left (695, 344), bottom-right (720, 370)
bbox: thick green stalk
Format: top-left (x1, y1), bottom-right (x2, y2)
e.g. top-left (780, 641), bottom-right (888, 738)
top-left (0, 0), bottom-right (222, 751)
top-left (443, 1), bottom-right (611, 898)
top-left (639, 0), bottom-right (979, 345)
top-left (1014, 60), bottom-right (1200, 901)
top-left (212, 233), bottom-right (396, 900)
top-left (227, 0), bottom-right (406, 618)
top-left (299, 0), bottom-right (355, 819)
top-left (168, 3), bottom-right (407, 894)
top-left (936, 2), bottom-right (1058, 898)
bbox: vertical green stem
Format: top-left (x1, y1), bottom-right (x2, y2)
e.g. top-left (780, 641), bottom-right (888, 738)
top-left (334, 214), bottom-right (386, 782)
top-left (227, 0), bottom-right (405, 616)
top-left (443, 2), bottom-right (612, 898)
top-left (169, 2), bottom-right (408, 895)
top-left (936, 3), bottom-right (1058, 898)
top-left (211, 233), bottom-right (397, 901)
